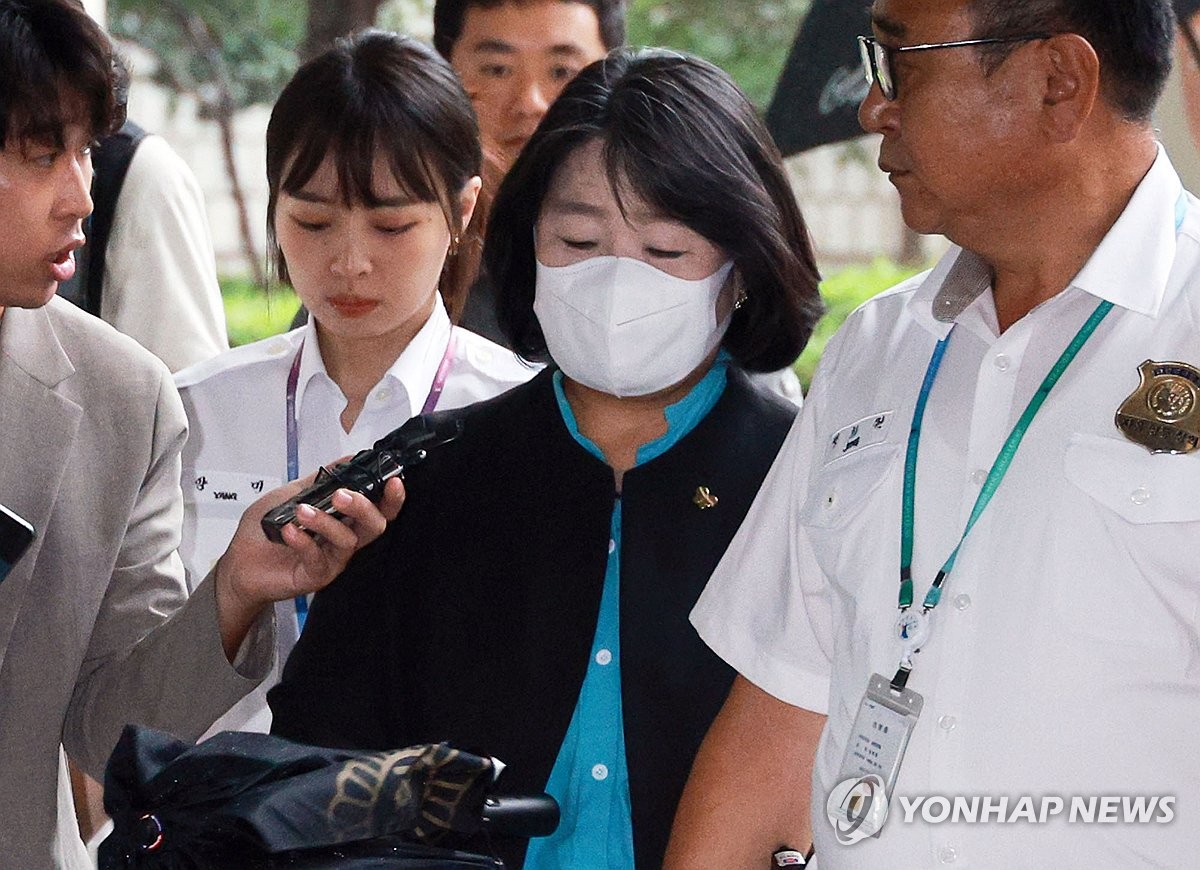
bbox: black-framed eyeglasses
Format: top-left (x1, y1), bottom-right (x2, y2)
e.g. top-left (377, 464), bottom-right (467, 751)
top-left (857, 34), bottom-right (1053, 101)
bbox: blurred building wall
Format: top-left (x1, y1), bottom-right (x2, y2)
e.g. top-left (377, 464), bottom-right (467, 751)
top-left (83, 0), bottom-right (105, 25)
top-left (1156, 49), bottom-right (1200, 193)
top-left (786, 137), bottom-right (948, 270)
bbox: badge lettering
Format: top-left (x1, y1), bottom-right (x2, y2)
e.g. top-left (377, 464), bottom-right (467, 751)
top-left (825, 412), bottom-right (894, 464)
top-left (188, 471), bottom-right (282, 508)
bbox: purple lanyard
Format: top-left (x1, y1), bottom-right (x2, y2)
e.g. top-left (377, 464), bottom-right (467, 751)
top-left (419, 327), bottom-right (459, 416)
top-left (283, 327), bottom-right (458, 631)
top-left (284, 327), bottom-right (459, 481)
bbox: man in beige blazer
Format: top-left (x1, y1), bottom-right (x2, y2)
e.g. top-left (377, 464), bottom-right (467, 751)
top-left (0, 2), bottom-right (405, 866)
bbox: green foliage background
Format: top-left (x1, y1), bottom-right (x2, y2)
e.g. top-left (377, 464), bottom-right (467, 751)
top-left (109, 0), bottom-right (302, 109)
top-left (220, 278), bottom-right (299, 347)
top-left (109, 0), bottom-right (813, 114)
top-left (627, 0), bottom-right (809, 108)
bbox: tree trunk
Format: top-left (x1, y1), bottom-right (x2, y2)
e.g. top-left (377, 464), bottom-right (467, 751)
top-left (301, 0), bottom-right (387, 64)
top-left (161, 0), bottom-right (266, 286)
top-left (216, 104), bottom-right (266, 287)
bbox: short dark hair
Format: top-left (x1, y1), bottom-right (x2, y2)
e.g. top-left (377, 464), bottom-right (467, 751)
top-left (485, 48), bottom-right (824, 373)
top-left (0, 0), bottom-right (124, 149)
top-left (266, 30), bottom-right (481, 306)
top-left (433, 0), bottom-right (626, 59)
top-left (970, 0), bottom-right (1175, 122)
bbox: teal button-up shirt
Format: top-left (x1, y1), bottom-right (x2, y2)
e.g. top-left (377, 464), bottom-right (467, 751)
top-left (524, 356), bottom-right (730, 869)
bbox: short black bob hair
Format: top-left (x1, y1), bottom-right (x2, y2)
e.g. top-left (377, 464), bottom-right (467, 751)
top-left (0, 0), bottom-right (125, 150)
top-left (266, 30), bottom-right (481, 295)
top-left (433, 0), bottom-right (626, 60)
top-left (486, 47), bottom-right (824, 372)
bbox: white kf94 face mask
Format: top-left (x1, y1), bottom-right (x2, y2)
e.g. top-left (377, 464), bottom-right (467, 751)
top-left (533, 255), bottom-right (735, 398)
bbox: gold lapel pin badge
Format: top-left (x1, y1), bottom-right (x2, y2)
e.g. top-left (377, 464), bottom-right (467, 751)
top-left (693, 486), bottom-right (719, 510)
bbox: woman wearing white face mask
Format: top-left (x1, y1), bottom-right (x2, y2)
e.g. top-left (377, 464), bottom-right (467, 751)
top-left (271, 48), bottom-right (823, 870)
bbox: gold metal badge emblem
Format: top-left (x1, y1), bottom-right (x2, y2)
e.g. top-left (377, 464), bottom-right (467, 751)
top-left (1114, 360), bottom-right (1200, 454)
top-left (693, 486), bottom-right (719, 510)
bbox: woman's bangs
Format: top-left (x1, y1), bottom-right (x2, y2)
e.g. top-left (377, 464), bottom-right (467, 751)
top-left (281, 121), bottom-right (443, 210)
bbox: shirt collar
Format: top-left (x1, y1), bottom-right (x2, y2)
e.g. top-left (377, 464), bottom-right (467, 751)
top-left (909, 144), bottom-right (1183, 336)
top-left (903, 248), bottom-right (983, 340)
top-left (552, 351), bottom-right (731, 467)
top-left (1070, 144), bottom-right (1181, 317)
top-left (295, 293), bottom-right (453, 420)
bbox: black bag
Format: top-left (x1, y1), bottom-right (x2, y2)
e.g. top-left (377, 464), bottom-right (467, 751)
top-left (98, 726), bottom-right (509, 869)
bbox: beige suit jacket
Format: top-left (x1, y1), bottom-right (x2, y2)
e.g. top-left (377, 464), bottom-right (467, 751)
top-left (0, 298), bottom-right (271, 868)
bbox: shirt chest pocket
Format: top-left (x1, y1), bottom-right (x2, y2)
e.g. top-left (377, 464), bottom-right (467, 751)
top-left (798, 444), bottom-right (901, 595)
top-left (1065, 433), bottom-right (1200, 523)
top-left (1053, 434), bottom-right (1200, 662)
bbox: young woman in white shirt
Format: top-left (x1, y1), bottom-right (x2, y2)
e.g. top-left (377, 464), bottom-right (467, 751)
top-left (174, 30), bottom-right (536, 732)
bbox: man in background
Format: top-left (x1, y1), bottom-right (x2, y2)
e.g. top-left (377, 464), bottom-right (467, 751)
top-left (434, 0), bottom-right (622, 175)
top-left (433, 0), bottom-right (623, 345)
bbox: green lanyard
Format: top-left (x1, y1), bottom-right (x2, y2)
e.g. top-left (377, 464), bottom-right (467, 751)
top-left (892, 297), bottom-right (1115, 690)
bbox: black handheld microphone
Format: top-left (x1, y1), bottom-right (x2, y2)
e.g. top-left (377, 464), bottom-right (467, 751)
top-left (260, 415), bottom-right (462, 544)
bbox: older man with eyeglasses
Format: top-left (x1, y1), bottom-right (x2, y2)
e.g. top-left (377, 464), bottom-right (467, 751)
top-left (667, 0), bottom-right (1200, 867)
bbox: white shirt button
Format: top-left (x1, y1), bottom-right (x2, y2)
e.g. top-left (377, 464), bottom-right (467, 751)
top-left (469, 344), bottom-right (494, 367)
top-left (970, 469), bottom-right (987, 486)
top-left (824, 489), bottom-right (838, 510)
top-left (954, 593), bottom-right (972, 611)
top-left (267, 338), bottom-right (290, 356)
top-left (938, 714), bottom-right (958, 732)
top-left (595, 649), bottom-right (612, 666)
top-left (1131, 487), bottom-right (1151, 506)
top-left (591, 763), bottom-right (609, 781)
top-left (608, 538), bottom-right (616, 554)
top-left (375, 387), bottom-right (393, 402)
top-left (938, 844), bottom-right (959, 864)
top-left (993, 354), bottom-right (1011, 372)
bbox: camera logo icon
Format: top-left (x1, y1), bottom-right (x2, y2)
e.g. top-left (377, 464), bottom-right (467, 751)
top-left (826, 774), bottom-right (890, 845)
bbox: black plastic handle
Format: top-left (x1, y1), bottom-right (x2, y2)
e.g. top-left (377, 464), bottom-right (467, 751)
top-left (480, 793), bottom-right (560, 839)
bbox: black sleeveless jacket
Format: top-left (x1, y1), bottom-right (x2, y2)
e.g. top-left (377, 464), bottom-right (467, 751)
top-left (271, 366), bottom-right (797, 868)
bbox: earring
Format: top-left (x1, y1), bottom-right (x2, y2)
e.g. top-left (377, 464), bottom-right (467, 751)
top-left (734, 287), bottom-right (749, 311)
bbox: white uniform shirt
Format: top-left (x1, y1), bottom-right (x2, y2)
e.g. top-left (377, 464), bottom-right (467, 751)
top-left (175, 296), bottom-right (538, 732)
top-left (693, 147), bottom-right (1200, 868)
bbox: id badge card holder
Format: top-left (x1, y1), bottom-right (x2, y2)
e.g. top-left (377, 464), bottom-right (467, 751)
top-left (840, 673), bottom-right (922, 791)
top-left (835, 673), bottom-right (923, 828)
